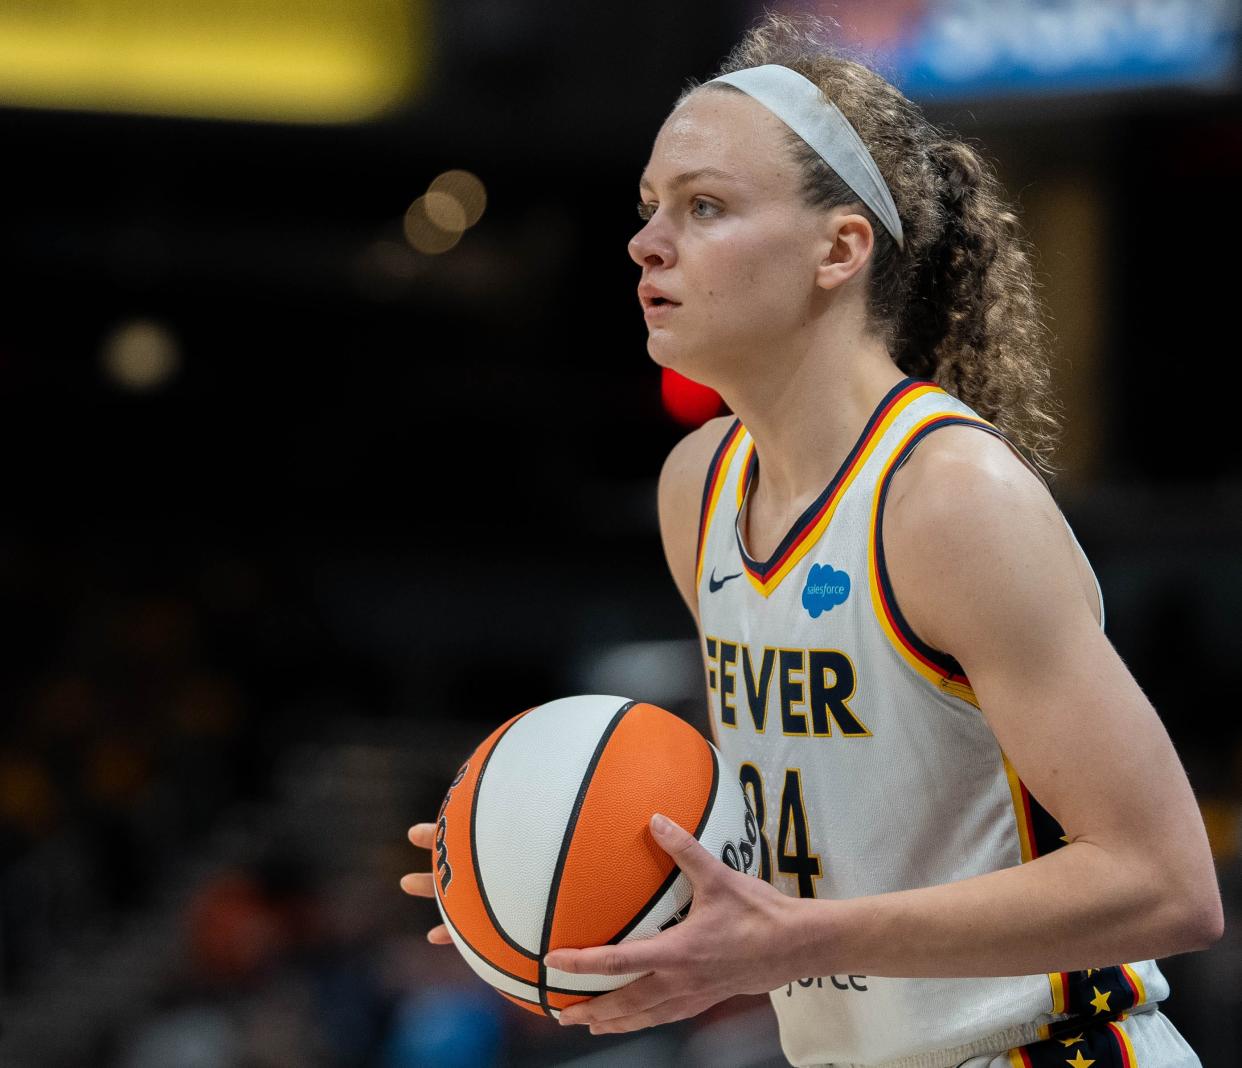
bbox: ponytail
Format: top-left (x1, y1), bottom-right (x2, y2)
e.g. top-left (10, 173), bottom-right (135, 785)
top-left (894, 138), bottom-right (1061, 476)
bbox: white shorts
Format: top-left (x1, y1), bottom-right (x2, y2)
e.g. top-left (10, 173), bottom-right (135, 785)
top-left (960, 1005), bottom-right (1200, 1068)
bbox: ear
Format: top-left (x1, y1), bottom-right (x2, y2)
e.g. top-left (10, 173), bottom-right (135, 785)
top-left (813, 209), bottom-right (874, 293)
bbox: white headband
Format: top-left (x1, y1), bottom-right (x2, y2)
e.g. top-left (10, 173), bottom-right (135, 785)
top-left (700, 64), bottom-right (904, 250)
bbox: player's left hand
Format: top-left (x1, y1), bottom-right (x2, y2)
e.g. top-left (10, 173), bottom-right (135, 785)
top-left (544, 812), bottom-right (809, 1034)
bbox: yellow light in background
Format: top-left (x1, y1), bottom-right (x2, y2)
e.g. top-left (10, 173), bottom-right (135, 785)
top-left (429, 170), bottom-right (487, 227)
top-left (402, 170), bottom-right (487, 256)
top-left (101, 319), bottom-right (181, 391)
top-left (0, 0), bottom-right (426, 123)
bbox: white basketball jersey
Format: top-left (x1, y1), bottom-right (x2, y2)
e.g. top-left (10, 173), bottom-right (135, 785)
top-left (695, 377), bottom-right (1170, 1068)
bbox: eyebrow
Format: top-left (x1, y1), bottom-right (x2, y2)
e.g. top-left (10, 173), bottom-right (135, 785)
top-left (638, 166), bottom-right (742, 193)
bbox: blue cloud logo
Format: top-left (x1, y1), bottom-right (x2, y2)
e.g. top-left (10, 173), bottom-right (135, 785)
top-left (802, 564), bottom-right (850, 618)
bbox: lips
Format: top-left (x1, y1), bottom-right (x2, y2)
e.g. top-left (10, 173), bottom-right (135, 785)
top-left (638, 284), bottom-right (681, 311)
top-left (644, 301), bottom-right (678, 320)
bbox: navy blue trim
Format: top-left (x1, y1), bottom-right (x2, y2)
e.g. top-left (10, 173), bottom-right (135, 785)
top-left (1025, 1008), bottom-right (1131, 1066)
top-left (1063, 965), bottom-right (1140, 1017)
top-left (1028, 791), bottom-right (1069, 857)
top-left (734, 376), bottom-right (921, 580)
top-left (873, 416), bottom-right (1012, 680)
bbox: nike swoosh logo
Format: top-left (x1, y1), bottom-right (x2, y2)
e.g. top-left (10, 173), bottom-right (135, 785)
top-left (709, 568), bottom-right (743, 593)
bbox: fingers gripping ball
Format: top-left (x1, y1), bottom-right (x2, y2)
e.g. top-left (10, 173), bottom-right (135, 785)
top-left (432, 695), bottom-right (758, 1019)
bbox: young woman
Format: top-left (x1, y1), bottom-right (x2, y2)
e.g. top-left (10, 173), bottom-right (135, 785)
top-left (405, 15), bottom-right (1222, 1067)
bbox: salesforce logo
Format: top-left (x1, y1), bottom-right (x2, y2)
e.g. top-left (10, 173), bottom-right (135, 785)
top-left (802, 563), bottom-right (850, 619)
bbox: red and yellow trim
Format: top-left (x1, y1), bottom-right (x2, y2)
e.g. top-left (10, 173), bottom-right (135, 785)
top-left (737, 381), bottom-right (943, 598)
top-left (694, 420), bottom-right (746, 589)
top-left (736, 438), bottom-right (755, 512)
top-left (1048, 969), bottom-right (1069, 1015)
top-left (867, 412), bottom-right (1000, 703)
top-left (1107, 1019), bottom-right (1138, 1067)
top-left (1004, 752), bottom-right (1037, 865)
top-left (1120, 963), bottom-right (1146, 1007)
top-left (1006, 753), bottom-right (1064, 1021)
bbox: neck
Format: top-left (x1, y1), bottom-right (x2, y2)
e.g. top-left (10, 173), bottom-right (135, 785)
top-left (718, 331), bottom-right (905, 518)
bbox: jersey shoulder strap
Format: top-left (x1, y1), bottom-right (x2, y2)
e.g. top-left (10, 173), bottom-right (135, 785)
top-left (694, 418), bottom-right (747, 590)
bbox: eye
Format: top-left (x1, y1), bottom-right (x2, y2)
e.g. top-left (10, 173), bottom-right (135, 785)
top-left (636, 201), bottom-right (655, 222)
top-left (690, 197), bottom-right (721, 218)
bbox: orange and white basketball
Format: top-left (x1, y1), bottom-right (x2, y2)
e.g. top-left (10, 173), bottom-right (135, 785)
top-left (431, 694), bottom-right (758, 1018)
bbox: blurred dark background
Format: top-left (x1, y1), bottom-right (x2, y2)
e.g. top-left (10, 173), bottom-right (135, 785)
top-left (1, 1), bottom-right (1241, 1065)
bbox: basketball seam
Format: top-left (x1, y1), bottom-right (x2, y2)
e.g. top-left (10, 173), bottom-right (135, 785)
top-left (536, 698), bottom-right (637, 1017)
top-left (546, 980), bottom-right (614, 996)
top-left (467, 711), bottom-right (540, 961)
top-left (437, 904), bottom-right (540, 991)
top-left (604, 737), bottom-right (721, 946)
top-left (440, 905), bottom-right (611, 998)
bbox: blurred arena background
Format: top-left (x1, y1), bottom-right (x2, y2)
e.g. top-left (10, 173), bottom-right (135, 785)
top-left (1, 1), bottom-right (1241, 1065)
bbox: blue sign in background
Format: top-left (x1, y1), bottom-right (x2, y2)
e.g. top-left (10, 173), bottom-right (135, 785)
top-left (790, 0), bottom-right (1239, 101)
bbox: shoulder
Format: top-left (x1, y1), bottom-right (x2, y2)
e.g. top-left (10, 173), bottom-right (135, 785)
top-left (657, 415), bottom-right (738, 624)
top-left (658, 414), bottom-right (737, 505)
top-left (882, 423), bottom-right (1090, 659)
top-left (887, 422), bottom-right (1046, 506)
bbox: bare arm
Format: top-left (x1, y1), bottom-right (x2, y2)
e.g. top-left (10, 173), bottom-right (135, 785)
top-left (548, 428), bottom-right (1223, 1033)
top-left (791, 429), bottom-right (1224, 978)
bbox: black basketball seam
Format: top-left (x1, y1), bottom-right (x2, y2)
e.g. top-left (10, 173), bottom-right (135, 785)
top-left (497, 989), bottom-right (542, 1008)
top-left (437, 904), bottom-right (540, 991)
top-left (467, 712), bottom-right (540, 961)
top-left (495, 985), bottom-right (625, 1011)
top-left (433, 916), bottom-right (621, 1010)
top-left (545, 980), bottom-right (618, 996)
top-left (441, 905), bottom-right (631, 999)
top-left (537, 698), bottom-right (637, 1017)
top-left (604, 737), bottom-right (721, 946)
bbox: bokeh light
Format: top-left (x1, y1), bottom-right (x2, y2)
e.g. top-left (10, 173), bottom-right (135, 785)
top-left (428, 169), bottom-right (487, 227)
top-left (661, 367), bottom-right (723, 427)
top-left (100, 319), bottom-right (182, 391)
top-left (402, 170), bottom-right (487, 255)
top-left (403, 195), bottom-right (463, 254)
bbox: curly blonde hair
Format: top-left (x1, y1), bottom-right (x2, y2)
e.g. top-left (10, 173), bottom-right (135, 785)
top-left (680, 13), bottom-right (1063, 477)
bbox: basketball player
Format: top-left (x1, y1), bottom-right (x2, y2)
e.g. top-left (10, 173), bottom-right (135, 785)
top-left (404, 14), bottom-right (1223, 1066)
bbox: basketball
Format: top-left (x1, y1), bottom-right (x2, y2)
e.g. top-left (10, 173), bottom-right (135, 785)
top-left (431, 694), bottom-right (758, 1017)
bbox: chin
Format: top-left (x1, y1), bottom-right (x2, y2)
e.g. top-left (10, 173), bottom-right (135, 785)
top-left (648, 338), bottom-right (728, 392)
top-left (647, 334), bottom-right (696, 373)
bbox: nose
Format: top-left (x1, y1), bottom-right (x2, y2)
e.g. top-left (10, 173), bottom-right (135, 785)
top-left (628, 218), bottom-right (675, 269)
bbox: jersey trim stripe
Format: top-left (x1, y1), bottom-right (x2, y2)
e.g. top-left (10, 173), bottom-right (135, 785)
top-left (868, 412), bottom-right (1057, 700)
top-left (1049, 970), bottom-right (1068, 1014)
top-left (871, 413), bottom-right (999, 683)
top-left (1004, 751), bottom-right (1063, 1019)
top-left (1011, 1015), bottom-right (1136, 1068)
top-left (1107, 1019), bottom-right (1138, 1067)
top-left (1003, 753), bottom-right (1073, 863)
top-left (1121, 963), bottom-right (1146, 1006)
top-left (1003, 752), bottom-right (1037, 865)
top-left (734, 379), bottom-right (943, 598)
top-left (868, 413), bottom-right (998, 697)
top-left (736, 440), bottom-right (754, 511)
top-left (694, 418), bottom-right (745, 590)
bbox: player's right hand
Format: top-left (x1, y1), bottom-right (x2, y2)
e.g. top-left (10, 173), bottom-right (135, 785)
top-left (401, 822), bottom-right (453, 945)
